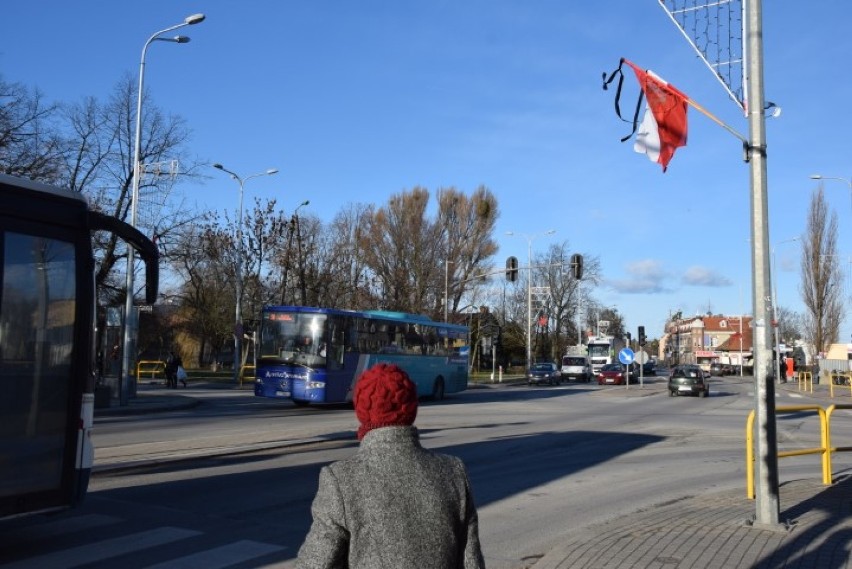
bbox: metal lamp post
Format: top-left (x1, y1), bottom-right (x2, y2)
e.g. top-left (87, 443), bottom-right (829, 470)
top-left (121, 13), bottom-right (204, 406)
top-left (771, 237), bottom-right (799, 385)
top-left (506, 229), bottom-right (556, 371)
top-left (293, 200), bottom-right (309, 305)
top-left (213, 164), bottom-right (279, 382)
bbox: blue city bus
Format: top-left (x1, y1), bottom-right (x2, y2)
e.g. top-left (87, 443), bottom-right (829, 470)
top-left (0, 174), bottom-right (159, 520)
top-left (255, 306), bottom-right (469, 404)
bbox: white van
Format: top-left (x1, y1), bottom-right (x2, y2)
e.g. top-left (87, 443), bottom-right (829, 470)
top-left (561, 355), bottom-right (592, 382)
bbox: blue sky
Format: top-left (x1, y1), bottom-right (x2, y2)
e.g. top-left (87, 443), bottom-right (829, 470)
top-left (3, 1), bottom-right (850, 343)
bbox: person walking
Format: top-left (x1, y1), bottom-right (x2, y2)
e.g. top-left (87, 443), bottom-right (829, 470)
top-left (296, 363), bottom-right (485, 569)
top-left (165, 351), bottom-right (184, 389)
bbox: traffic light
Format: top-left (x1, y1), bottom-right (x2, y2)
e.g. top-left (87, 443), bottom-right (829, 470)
top-left (570, 253), bottom-right (583, 280)
top-left (638, 326), bottom-right (646, 346)
top-left (506, 256), bottom-right (518, 282)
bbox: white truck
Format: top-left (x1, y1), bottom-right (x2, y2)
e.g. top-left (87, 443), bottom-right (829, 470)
top-left (587, 335), bottom-right (626, 374)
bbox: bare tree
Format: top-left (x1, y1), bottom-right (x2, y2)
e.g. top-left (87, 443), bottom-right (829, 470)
top-left (240, 197), bottom-right (290, 317)
top-left (357, 187), bottom-right (498, 316)
top-left (61, 76), bottom-right (201, 304)
top-left (0, 76), bottom-right (64, 182)
top-left (357, 187), bottom-right (441, 313)
top-left (800, 186), bottom-right (844, 356)
top-left (437, 187), bottom-right (499, 320)
top-left (166, 220), bottom-right (235, 367)
top-left (318, 203), bottom-right (375, 310)
top-left (538, 242), bottom-right (601, 359)
top-left (776, 306), bottom-right (803, 345)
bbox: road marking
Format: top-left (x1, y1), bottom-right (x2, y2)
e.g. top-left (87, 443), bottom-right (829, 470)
top-left (145, 539), bottom-right (287, 569)
top-left (2, 527), bottom-right (201, 569)
top-left (1, 513), bottom-right (120, 541)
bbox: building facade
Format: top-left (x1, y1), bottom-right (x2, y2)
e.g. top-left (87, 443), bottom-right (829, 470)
top-left (660, 315), bottom-right (753, 371)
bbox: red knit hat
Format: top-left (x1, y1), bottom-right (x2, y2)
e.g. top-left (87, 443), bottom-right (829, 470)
top-left (354, 363), bottom-right (418, 440)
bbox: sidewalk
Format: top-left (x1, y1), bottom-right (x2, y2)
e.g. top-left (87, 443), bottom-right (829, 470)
top-left (531, 475), bottom-right (852, 569)
top-left (94, 378), bottom-right (252, 417)
top-left (531, 379), bottom-right (852, 569)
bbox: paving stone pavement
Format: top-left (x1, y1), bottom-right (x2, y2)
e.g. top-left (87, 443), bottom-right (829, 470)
top-left (530, 475), bottom-right (852, 569)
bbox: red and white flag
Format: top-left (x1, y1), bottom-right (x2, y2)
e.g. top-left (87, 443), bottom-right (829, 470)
top-left (603, 58), bottom-right (689, 172)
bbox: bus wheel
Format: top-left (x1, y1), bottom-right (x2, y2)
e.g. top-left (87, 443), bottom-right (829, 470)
top-left (431, 378), bottom-right (445, 401)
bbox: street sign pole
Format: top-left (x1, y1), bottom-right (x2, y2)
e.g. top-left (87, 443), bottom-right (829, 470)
top-left (618, 347), bottom-right (635, 391)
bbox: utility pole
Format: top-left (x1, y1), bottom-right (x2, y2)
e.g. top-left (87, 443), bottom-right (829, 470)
top-left (745, 0), bottom-right (780, 526)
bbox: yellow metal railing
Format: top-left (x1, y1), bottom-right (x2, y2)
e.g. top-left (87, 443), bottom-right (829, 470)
top-left (746, 405), bottom-right (830, 499)
top-left (825, 404), bottom-right (852, 484)
top-left (238, 364), bottom-right (255, 385)
top-left (829, 371), bottom-right (852, 398)
top-left (797, 370), bottom-right (813, 394)
top-left (136, 360), bottom-right (166, 379)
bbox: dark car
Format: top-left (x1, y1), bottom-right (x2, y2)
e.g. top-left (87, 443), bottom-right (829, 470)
top-left (528, 362), bottom-right (561, 386)
top-left (596, 363), bottom-right (638, 386)
top-left (709, 363), bottom-right (728, 376)
top-left (668, 364), bottom-right (709, 397)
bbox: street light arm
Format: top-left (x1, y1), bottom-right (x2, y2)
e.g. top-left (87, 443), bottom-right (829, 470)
top-left (213, 163), bottom-right (240, 182)
top-left (810, 174), bottom-right (852, 213)
top-left (244, 169), bottom-right (279, 183)
top-left (141, 14), bottom-right (204, 55)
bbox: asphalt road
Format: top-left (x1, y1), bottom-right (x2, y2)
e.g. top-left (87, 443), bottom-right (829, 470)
top-left (2, 374), bottom-right (846, 569)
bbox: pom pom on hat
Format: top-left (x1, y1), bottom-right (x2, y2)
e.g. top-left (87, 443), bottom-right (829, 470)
top-left (354, 363), bottom-right (418, 440)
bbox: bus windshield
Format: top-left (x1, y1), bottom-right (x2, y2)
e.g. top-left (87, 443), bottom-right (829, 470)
top-left (260, 311), bottom-right (328, 368)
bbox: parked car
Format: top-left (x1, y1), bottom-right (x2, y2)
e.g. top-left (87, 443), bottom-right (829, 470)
top-left (560, 355), bottom-right (592, 382)
top-left (528, 362), bottom-right (562, 386)
top-left (709, 363), bottom-right (728, 376)
top-left (596, 363), bottom-right (638, 386)
top-left (668, 364), bottom-right (709, 397)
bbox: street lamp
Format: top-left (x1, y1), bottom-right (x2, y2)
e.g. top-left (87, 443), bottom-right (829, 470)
top-left (772, 237), bottom-right (799, 385)
top-left (506, 229), bottom-right (556, 370)
top-left (809, 174), bottom-right (852, 214)
top-left (213, 163), bottom-right (279, 382)
top-left (121, 13), bottom-right (204, 406)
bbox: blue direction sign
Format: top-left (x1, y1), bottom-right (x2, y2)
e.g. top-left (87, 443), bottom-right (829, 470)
top-left (618, 347), bottom-right (635, 365)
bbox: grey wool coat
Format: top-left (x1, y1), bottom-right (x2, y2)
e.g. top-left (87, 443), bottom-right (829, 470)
top-left (296, 426), bottom-right (486, 569)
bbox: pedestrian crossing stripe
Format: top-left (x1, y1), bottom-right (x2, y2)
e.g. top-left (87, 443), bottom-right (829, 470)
top-left (2, 519), bottom-right (289, 569)
top-left (2, 527), bottom-right (201, 569)
top-left (145, 539), bottom-right (286, 569)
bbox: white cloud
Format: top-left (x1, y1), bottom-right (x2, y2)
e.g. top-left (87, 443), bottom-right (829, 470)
top-left (607, 259), bottom-right (673, 294)
top-left (681, 266), bottom-right (732, 287)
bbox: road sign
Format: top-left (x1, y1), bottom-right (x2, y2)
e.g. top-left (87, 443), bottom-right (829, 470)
top-left (635, 350), bottom-right (649, 364)
top-left (618, 347), bottom-right (635, 365)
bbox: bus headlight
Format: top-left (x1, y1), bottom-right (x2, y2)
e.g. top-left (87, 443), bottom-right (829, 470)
top-left (306, 381), bottom-right (325, 389)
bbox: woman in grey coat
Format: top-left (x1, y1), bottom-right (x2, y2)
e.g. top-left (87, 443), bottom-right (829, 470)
top-left (296, 363), bottom-right (485, 569)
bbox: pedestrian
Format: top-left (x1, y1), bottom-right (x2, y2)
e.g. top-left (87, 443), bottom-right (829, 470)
top-left (779, 356), bottom-right (788, 383)
top-left (296, 363), bottom-right (485, 569)
top-left (165, 350), bottom-right (184, 389)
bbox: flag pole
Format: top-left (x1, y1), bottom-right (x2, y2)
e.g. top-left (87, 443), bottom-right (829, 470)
top-left (684, 97), bottom-right (748, 144)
